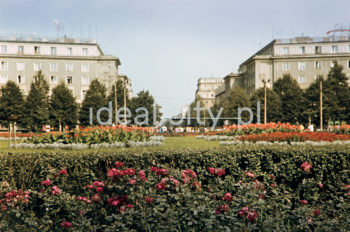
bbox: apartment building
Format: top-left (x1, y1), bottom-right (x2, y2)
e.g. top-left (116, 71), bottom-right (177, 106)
top-left (195, 77), bottom-right (224, 108)
top-left (0, 35), bottom-right (121, 103)
top-left (239, 36), bottom-right (350, 95)
top-left (214, 72), bottom-right (242, 103)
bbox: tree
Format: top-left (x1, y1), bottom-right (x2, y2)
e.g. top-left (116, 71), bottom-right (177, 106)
top-left (250, 87), bottom-right (282, 123)
top-left (79, 79), bottom-right (108, 126)
top-left (324, 64), bottom-right (350, 123)
top-left (221, 86), bottom-right (251, 123)
top-left (129, 90), bottom-right (162, 126)
top-left (49, 81), bottom-right (79, 131)
top-left (0, 81), bottom-right (25, 127)
top-left (24, 71), bottom-right (50, 132)
top-left (273, 74), bottom-right (306, 124)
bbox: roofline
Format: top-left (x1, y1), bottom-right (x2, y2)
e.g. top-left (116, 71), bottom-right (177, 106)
top-left (239, 39), bottom-right (276, 68)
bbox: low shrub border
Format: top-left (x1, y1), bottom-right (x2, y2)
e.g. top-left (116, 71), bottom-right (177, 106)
top-left (0, 146), bottom-right (349, 231)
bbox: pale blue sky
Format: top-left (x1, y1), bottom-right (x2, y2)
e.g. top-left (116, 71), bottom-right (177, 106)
top-left (1, 0), bottom-right (350, 117)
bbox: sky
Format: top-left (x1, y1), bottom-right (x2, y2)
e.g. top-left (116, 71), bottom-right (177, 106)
top-left (1, 0), bottom-right (350, 118)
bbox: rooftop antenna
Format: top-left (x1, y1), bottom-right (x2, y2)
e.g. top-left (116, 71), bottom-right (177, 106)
top-left (53, 19), bottom-right (62, 39)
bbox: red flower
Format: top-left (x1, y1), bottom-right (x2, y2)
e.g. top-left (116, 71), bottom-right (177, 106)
top-left (345, 185), bottom-right (350, 190)
top-left (237, 210), bottom-right (245, 216)
top-left (269, 174), bottom-right (275, 179)
top-left (217, 169), bottom-right (225, 176)
top-left (59, 169), bottom-right (67, 176)
top-left (126, 204), bottom-right (133, 209)
top-left (299, 200), bottom-right (308, 205)
top-left (270, 183), bottom-right (276, 188)
top-left (41, 179), bottom-right (52, 187)
top-left (156, 168), bottom-right (168, 176)
top-left (222, 193), bottom-right (233, 202)
top-left (120, 206), bottom-right (126, 212)
top-left (92, 181), bottom-right (104, 188)
top-left (51, 185), bottom-right (62, 195)
top-left (96, 187), bottom-right (103, 193)
top-left (138, 170), bottom-right (147, 181)
top-left (91, 194), bottom-right (101, 202)
top-left (318, 182), bottom-right (323, 188)
top-left (129, 179), bottom-right (136, 185)
top-left (245, 171), bottom-right (256, 178)
top-left (156, 183), bottom-right (166, 190)
top-left (300, 162), bottom-right (312, 172)
top-left (246, 210), bottom-right (258, 222)
top-left (314, 209), bottom-right (321, 216)
top-left (258, 194), bottom-right (265, 200)
top-left (208, 167), bottom-right (216, 175)
top-left (145, 196), bottom-right (153, 204)
top-left (242, 207), bottom-right (249, 213)
top-left (170, 177), bottom-right (179, 187)
top-left (115, 161), bottom-right (124, 168)
top-left (61, 221), bottom-right (72, 228)
top-left (150, 166), bottom-right (158, 172)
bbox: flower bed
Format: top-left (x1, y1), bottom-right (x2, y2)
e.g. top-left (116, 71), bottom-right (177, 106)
top-left (0, 146), bottom-right (349, 231)
top-left (237, 131), bottom-right (350, 143)
top-left (222, 122), bottom-right (302, 136)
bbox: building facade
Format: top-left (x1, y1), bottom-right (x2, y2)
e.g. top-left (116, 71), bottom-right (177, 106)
top-left (195, 77), bottom-right (224, 108)
top-left (0, 36), bottom-right (120, 103)
top-left (214, 72), bottom-right (242, 103)
top-left (239, 36), bottom-right (350, 95)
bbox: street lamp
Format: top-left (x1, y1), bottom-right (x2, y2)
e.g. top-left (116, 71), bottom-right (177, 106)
top-left (262, 78), bottom-right (270, 125)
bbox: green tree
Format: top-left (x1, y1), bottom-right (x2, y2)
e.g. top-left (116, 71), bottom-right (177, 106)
top-left (324, 64), bottom-right (350, 123)
top-left (250, 87), bottom-right (282, 123)
top-left (24, 71), bottom-right (50, 132)
top-left (188, 98), bottom-right (208, 127)
top-left (49, 81), bottom-right (79, 131)
top-left (273, 74), bottom-right (306, 124)
top-left (129, 90), bottom-right (162, 126)
top-left (0, 81), bottom-right (25, 127)
top-left (79, 79), bottom-right (108, 126)
top-left (221, 86), bottom-right (251, 123)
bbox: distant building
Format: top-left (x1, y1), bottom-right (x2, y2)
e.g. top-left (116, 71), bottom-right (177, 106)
top-left (239, 36), bottom-right (350, 95)
top-left (214, 72), bottom-right (241, 103)
top-left (195, 77), bottom-right (224, 108)
top-left (0, 35), bottom-right (121, 103)
top-left (118, 74), bottom-right (133, 99)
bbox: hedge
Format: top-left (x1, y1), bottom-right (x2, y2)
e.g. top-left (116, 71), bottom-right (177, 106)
top-left (0, 145), bottom-right (349, 231)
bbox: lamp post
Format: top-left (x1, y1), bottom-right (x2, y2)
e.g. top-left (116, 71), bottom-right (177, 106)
top-left (114, 78), bottom-right (118, 125)
top-left (262, 79), bottom-right (270, 125)
top-left (320, 79), bottom-right (323, 131)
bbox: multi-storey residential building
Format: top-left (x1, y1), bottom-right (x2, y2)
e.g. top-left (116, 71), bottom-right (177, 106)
top-left (0, 36), bottom-right (121, 103)
top-left (239, 36), bottom-right (350, 95)
top-left (195, 77), bottom-right (224, 108)
top-left (214, 72), bottom-right (242, 103)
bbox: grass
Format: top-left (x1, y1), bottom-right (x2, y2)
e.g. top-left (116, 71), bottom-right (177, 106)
top-left (0, 136), bottom-right (220, 153)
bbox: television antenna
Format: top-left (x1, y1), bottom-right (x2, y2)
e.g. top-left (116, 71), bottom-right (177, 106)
top-left (53, 19), bottom-right (64, 38)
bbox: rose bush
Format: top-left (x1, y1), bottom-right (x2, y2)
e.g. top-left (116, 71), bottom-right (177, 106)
top-left (0, 145), bottom-right (349, 231)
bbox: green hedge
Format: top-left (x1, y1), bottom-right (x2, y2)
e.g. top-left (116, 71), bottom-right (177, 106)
top-left (0, 145), bottom-right (349, 231)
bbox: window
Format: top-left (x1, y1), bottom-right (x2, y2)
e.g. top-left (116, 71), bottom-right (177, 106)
top-left (348, 60), bottom-right (350, 68)
top-left (298, 76), bottom-right (306, 84)
top-left (17, 75), bottom-right (25, 84)
top-left (66, 63), bottom-right (73, 71)
top-left (298, 62), bottom-right (306, 70)
top-left (283, 47), bottom-right (289, 55)
top-left (315, 46), bottom-right (322, 54)
top-left (50, 76), bottom-right (58, 84)
top-left (33, 63), bottom-right (41, 71)
top-left (82, 48), bottom-right (88, 55)
top-left (0, 61), bottom-right (8, 70)
top-left (282, 62), bottom-right (290, 70)
top-left (67, 47), bottom-right (72, 56)
top-left (0, 75), bottom-right (8, 84)
top-left (50, 47), bottom-right (57, 55)
top-left (81, 63), bottom-right (89, 72)
top-left (315, 61), bottom-right (321, 69)
top-left (332, 45), bottom-right (338, 53)
top-left (18, 46), bottom-right (24, 54)
top-left (34, 46), bottom-right (40, 54)
top-left (82, 90), bottom-right (87, 100)
top-left (1, 45), bottom-right (7, 54)
top-left (331, 60), bottom-right (338, 67)
top-left (299, 46), bottom-right (305, 54)
top-left (82, 76), bottom-right (89, 85)
top-left (17, 62), bottom-right (25, 71)
top-left (66, 76), bottom-right (73, 84)
top-left (50, 63), bottom-right (57, 71)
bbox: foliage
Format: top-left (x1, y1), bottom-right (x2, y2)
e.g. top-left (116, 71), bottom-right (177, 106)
top-left (49, 81), bottom-right (79, 130)
top-left (79, 79), bottom-right (109, 126)
top-left (273, 74), bottom-right (306, 124)
top-left (0, 146), bottom-right (349, 231)
top-left (107, 79), bottom-right (131, 123)
top-left (24, 71), bottom-right (50, 132)
top-left (250, 87), bottom-right (281, 123)
top-left (0, 81), bottom-right (25, 127)
top-left (221, 86), bottom-right (251, 122)
top-left (222, 122), bottom-right (302, 136)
